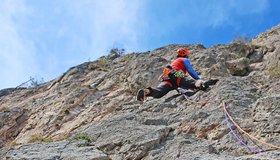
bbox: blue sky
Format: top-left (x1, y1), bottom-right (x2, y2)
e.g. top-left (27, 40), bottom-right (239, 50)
top-left (0, 0), bottom-right (280, 89)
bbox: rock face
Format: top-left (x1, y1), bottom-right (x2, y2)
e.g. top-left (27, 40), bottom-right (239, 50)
top-left (0, 24), bottom-right (280, 160)
top-left (5, 141), bottom-right (109, 160)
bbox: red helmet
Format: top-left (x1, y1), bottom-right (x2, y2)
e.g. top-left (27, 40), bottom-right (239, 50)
top-left (176, 48), bottom-right (189, 57)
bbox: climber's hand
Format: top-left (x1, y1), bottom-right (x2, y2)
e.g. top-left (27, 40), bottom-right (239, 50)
top-left (195, 80), bottom-right (205, 88)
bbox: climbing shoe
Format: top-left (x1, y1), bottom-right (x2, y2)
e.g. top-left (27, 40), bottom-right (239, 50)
top-left (204, 79), bottom-right (219, 86)
top-left (136, 89), bottom-right (145, 101)
top-left (200, 79), bottom-right (219, 91)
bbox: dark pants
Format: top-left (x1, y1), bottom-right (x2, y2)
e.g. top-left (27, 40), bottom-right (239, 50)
top-left (147, 78), bottom-right (197, 98)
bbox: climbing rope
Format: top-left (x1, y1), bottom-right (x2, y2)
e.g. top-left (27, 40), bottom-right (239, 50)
top-left (223, 101), bottom-right (280, 150)
top-left (224, 111), bottom-right (260, 154)
top-left (182, 93), bottom-right (221, 104)
top-left (182, 93), bottom-right (280, 152)
top-left (182, 94), bottom-right (259, 153)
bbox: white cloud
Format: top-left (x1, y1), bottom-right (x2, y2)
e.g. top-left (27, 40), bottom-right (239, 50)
top-left (0, 0), bottom-right (39, 89)
top-left (0, 0), bottom-right (146, 89)
top-left (0, 0), bottom-right (148, 89)
top-left (66, 0), bottom-right (145, 57)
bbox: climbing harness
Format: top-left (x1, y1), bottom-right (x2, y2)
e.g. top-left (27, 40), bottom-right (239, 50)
top-left (159, 65), bottom-right (186, 86)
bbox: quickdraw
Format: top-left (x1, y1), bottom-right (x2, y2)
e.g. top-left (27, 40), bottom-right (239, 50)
top-left (173, 70), bottom-right (185, 78)
top-left (159, 65), bottom-right (185, 82)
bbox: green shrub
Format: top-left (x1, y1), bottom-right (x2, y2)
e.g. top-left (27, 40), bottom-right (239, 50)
top-left (234, 35), bottom-right (252, 44)
top-left (246, 42), bottom-right (267, 49)
top-left (9, 140), bottom-right (18, 146)
top-left (122, 54), bottom-right (133, 61)
top-left (29, 135), bottom-right (54, 143)
top-left (268, 66), bottom-right (280, 77)
top-left (110, 48), bottom-right (125, 56)
top-left (96, 57), bottom-right (108, 66)
top-left (73, 133), bottom-right (95, 143)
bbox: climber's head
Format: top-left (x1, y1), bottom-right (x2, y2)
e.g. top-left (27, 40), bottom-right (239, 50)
top-left (176, 48), bottom-right (190, 58)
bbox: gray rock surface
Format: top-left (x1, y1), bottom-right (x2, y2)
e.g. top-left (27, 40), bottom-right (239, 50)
top-left (5, 141), bottom-right (109, 160)
top-left (1, 24), bottom-right (280, 159)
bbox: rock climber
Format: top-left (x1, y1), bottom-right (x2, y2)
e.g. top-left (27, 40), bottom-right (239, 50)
top-left (136, 48), bottom-right (217, 101)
